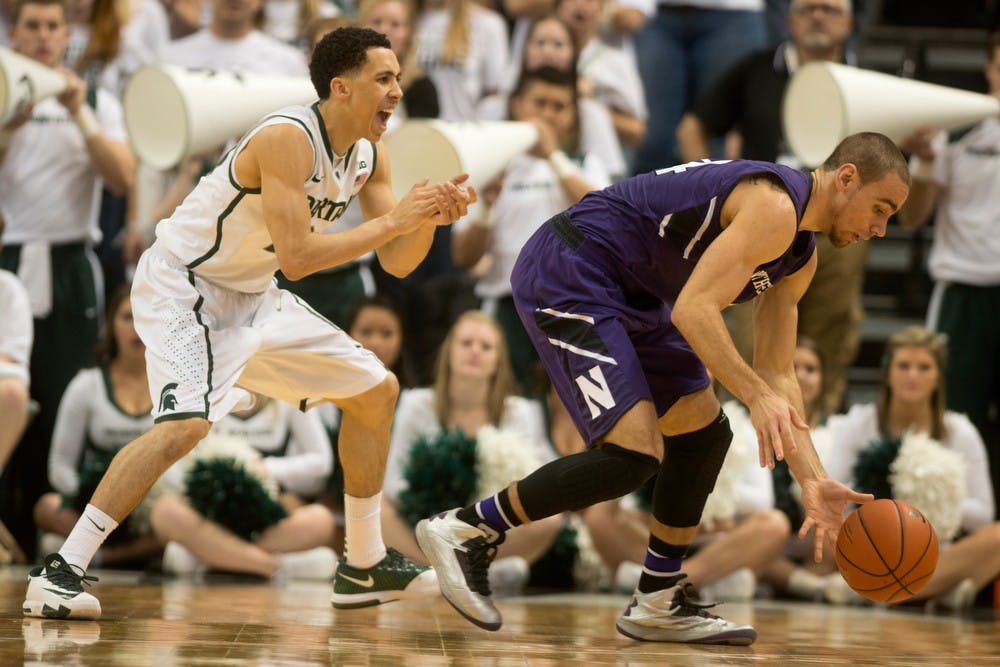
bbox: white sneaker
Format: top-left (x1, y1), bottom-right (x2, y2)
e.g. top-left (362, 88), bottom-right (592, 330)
top-left (488, 556), bottom-right (529, 597)
top-left (162, 542), bottom-right (206, 576)
top-left (276, 546), bottom-right (338, 581)
top-left (936, 578), bottom-right (977, 611)
top-left (616, 573), bottom-right (757, 645)
top-left (699, 567), bottom-right (756, 603)
top-left (614, 561), bottom-right (643, 594)
top-left (23, 554), bottom-right (101, 620)
top-left (415, 509), bottom-right (504, 630)
top-left (823, 574), bottom-right (868, 606)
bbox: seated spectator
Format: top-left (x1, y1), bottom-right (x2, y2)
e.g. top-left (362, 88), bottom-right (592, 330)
top-left (381, 311), bottom-right (563, 594)
top-left (151, 395), bottom-right (337, 579)
top-left (0, 216), bottom-right (32, 564)
top-left (821, 326), bottom-right (1000, 609)
top-left (761, 337), bottom-right (842, 602)
top-left (33, 286), bottom-right (162, 569)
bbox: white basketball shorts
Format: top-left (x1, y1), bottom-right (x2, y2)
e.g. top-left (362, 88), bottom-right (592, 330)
top-left (132, 244), bottom-right (387, 423)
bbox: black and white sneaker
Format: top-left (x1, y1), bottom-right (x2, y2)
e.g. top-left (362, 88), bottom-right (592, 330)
top-left (616, 573), bottom-right (757, 645)
top-left (23, 554), bottom-right (101, 620)
top-left (415, 509), bottom-right (504, 630)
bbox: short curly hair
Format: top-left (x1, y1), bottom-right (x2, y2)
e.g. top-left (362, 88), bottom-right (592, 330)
top-left (310, 27), bottom-right (392, 99)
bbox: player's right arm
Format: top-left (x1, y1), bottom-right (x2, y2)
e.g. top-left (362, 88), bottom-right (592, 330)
top-left (242, 124), bottom-right (445, 280)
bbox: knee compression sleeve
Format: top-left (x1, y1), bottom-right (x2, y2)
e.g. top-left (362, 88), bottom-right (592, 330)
top-left (517, 443), bottom-right (659, 521)
top-left (652, 409), bottom-right (733, 528)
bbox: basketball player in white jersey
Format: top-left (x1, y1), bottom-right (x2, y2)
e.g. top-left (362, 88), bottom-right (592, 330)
top-left (23, 26), bottom-right (477, 620)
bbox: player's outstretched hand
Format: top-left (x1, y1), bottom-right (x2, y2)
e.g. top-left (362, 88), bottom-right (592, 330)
top-left (798, 477), bottom-right (873, 563)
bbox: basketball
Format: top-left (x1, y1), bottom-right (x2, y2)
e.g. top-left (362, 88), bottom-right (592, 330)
top-left (835, 499), bottom-right (939, 603)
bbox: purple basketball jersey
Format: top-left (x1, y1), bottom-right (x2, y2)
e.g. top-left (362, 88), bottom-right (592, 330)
top-left (510, 160), bottom-right (816, 444)
top-left (567, 159), bottom-right (815, 305)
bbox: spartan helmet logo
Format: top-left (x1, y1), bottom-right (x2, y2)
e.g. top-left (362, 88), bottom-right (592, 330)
top-left (158, 383), bottom-right (179, 412)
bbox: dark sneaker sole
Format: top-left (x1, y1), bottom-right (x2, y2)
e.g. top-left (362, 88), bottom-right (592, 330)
top-left (441, 594), bottom-right (501, 632)
top-left (22, 600), bottom-right (101, 621)
top-left (616, 622), bottom-right (757, 646)
top-left (331, 598), bottom-right (389, 610)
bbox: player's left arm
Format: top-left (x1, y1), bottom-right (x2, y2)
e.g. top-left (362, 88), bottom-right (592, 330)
top-left (359, 142), bottom-right (475, 277)
top-left (750, 252), bottom-right (824, 476)
top-left (754, 254), bottom-right (874, 559)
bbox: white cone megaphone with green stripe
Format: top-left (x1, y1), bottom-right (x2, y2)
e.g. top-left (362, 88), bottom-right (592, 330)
top-left (0, 46), bottom-right (68, 123)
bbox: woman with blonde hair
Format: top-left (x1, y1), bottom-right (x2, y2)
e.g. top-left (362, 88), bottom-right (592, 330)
top-left (414, 0), bottom-right (508, 120)
top-left (380, 310), bottom-right (562, 594)
top-left (821, 326), bottom-right (1000, 609)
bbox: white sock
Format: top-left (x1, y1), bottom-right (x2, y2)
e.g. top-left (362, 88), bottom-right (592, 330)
top-left (58, 504), bottom-right (119, 571)
top-left (788, 568), bottom-right (825, 600)
top-left (344, 492), bottom-right (386, 569)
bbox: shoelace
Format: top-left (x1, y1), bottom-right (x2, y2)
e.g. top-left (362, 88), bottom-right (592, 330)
top-left (670, 582), bottom-right (722, 619)
top-left (382, 547), bottom-right (411, 570)
top-left (463, 538), bottom-right (498, 596)
top-left (46, 565), bottom-right (98, 593)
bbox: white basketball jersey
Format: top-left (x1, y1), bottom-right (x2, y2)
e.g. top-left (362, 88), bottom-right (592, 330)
top-left (155, 103), bottom-right (377, 293)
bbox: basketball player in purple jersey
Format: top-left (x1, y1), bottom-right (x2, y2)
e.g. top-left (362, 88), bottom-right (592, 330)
top-left (417, 132), bottom-right (909, 644)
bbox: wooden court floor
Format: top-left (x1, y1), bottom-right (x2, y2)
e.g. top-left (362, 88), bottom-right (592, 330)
top-left (1, 566), bottom-right (998, 666)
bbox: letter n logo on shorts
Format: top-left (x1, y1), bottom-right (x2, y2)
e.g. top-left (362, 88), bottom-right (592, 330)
top-left (158, 383), bottom-right (179, 412)
top-left (575, 366), bottom-right (616, 419)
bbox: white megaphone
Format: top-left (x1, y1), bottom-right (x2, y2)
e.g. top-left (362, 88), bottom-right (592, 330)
top-left (382, 120), bottom-right (539, 199)
top-left (123, 65), bottom-right (317, 170)
top-left (0, 46), bottom-right (68, 123)
top-left (783, 62), bottom-right (1000, 167)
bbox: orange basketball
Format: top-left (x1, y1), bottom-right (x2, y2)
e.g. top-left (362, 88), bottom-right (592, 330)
top-left (835, 498), bottom-right (939, 603)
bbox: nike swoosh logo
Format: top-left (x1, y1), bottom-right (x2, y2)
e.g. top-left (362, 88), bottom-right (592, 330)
top-left (339, 573), bottom-right (374, 588)
top-left (87, 516), bottom-right (106, 532)
top-left (43, 587), bottom-right (78, 600)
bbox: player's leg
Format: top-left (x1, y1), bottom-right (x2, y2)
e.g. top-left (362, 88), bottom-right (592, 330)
top-left (614, 387), bottom-right (755, 645)
top-left (23, 418), bottom-right (209, 620)
top-left (416, 220), bottom-right (665, 629)
top-left (416, 306), bottom-right (663, 630)
top-left (23, 247), bottom-right (265, 620)
top-left (238, 287), bottom-right (436, 608)
top-left (614, 326), bottom-right (757, 645)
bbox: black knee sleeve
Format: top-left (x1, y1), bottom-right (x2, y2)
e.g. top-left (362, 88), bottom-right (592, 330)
top-left (652, 409), bottom-right (733, 528)
top-left (517, 443), bottom-right (659, 520)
